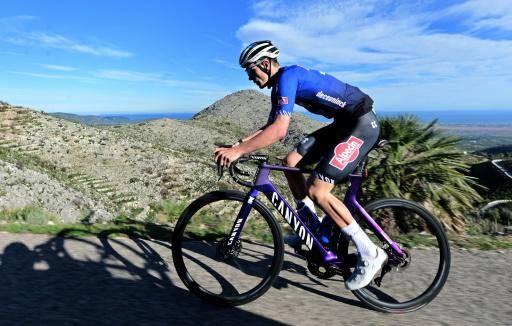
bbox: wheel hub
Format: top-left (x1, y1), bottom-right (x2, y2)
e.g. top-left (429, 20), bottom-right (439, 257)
top-left (216, 238), bottom-right (242, 261)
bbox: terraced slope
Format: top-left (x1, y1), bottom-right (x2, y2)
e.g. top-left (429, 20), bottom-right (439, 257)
top-left (0, 102), bottom-right (217, 222)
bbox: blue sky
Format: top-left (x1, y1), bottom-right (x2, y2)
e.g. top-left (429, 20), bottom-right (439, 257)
top-left (0, 0), bottom-right (511, 114)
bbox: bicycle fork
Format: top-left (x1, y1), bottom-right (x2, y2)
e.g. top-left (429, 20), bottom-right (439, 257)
top-left (226, 189), bottom-right (260, 246)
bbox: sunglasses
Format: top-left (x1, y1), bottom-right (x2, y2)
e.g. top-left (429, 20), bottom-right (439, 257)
top-left (245, 59), bottom-right (266, 77)
top-left (245, 64), bottom-right (258, 77)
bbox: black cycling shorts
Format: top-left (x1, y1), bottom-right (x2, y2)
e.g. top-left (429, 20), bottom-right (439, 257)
top-left (296, 110), bottom-right (380, 184)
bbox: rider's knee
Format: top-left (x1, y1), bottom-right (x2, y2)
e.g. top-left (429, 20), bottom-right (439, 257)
top-left (307, 185), bottom-right (328, 205)
top-left (282, 152), bottom-right (301, 167)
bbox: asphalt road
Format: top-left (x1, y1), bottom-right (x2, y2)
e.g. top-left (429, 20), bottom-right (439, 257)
top-left (0, 233), bottom-right (510, 325)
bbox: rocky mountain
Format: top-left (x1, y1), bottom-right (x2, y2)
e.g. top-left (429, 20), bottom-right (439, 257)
top-left (0, 90), bottom-right (323, 223)
top-left (192, 90), bottom-right (324, 151)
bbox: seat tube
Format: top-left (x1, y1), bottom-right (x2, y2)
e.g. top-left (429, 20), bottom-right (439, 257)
top-left (226, 188), bottom-right (260, 246)
top-left (345, 175), bottom-right (405, 257)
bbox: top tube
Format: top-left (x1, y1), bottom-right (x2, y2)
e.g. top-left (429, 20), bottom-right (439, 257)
top-left (260, 163), bottom-right (312, 174)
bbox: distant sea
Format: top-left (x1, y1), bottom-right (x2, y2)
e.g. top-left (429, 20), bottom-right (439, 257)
top-left (378, 110), bottom-right (512, 125)
top-left (99, 110), bottom-right (512, 125)
top-left (302, 110), bottom-right (512, 125)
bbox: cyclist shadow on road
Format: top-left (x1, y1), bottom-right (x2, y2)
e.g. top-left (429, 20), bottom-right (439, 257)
top-left (273, 253), bottom-right (370, 310)
top-left (158, 236), bottom-right (369, 311)
top-left (0, 232), bottom-right (283, 325)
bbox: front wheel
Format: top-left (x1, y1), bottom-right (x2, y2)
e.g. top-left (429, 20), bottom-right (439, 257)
top-left (350, 198), bottom-right (451, 313)
top-left (172, 190), bottom-right (284, 306)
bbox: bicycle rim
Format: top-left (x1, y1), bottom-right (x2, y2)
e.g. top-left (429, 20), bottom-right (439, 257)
top-left (172, 190), bottom-right (284, 306)
top-left (350, 198), bottom-right (451, 313)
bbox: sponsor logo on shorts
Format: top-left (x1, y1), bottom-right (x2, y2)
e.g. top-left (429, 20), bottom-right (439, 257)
top-left (329, 136), bottom-right (364, 171)
top-left (278, 96), bottom-right (289, 105)
top-left (313, 171), bottom-right (335, 184)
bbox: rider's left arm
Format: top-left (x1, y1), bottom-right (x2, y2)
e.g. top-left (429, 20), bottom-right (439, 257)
top-left (237, 115), bottom-right (290, 154)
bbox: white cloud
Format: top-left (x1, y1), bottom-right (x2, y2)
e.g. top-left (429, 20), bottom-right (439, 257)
top-left (92, 69), bottom-right (230, 93)
top-left (12, 67), bottom-right (231, 97)
top-left (40, 64), bottom-right (77, 71)
top-left (92, 70), bottom-right (163, 82)
top-left (237, 0), bottom-right (512, 110)
top-left (213, 58), bottom-right (239, 70)
top-left (24, 32), bottom-right (133, 58)
top-left (443, 0), bottom-right (512, 32)
top-left (0, 15), bottom-right (36, 26)
top-left (0, 16), bottom-right (133, 58)
top-left (10, 71), bottom-right (98, 83)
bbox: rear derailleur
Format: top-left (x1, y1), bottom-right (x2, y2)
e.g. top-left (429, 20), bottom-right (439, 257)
top-left (374, 248), bottom-right (411, 287)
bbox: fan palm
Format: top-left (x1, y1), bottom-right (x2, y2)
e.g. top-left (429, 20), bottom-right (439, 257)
top-left (364, 115), bottom-right (482, 232)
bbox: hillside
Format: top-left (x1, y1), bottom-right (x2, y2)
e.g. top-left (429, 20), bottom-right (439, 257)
top-left (49, 112), bottom-right (135, 126)
top-left (0, 90), bottom-right (318, 223)
top-left (0, 102), bottom-right (217, 223)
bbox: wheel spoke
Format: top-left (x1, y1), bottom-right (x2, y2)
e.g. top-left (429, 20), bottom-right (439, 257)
top-left (348, 199), bottom-right (450, 313)
top-left (172, 191), bottom-right (284, 305)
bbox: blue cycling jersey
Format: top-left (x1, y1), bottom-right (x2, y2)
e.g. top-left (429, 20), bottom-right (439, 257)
top-left (268, 65), bottom-right (373, 124)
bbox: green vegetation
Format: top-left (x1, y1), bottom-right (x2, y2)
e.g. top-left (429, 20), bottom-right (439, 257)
top-left (0, 205), bottom-right (58, 225)
top-left (146, 200), bottom-right (187, 224)
top-left (0, 221), bottom-right (172, 240)
top-left (364, 116), bottom-right (483, 232)
top-left (449, 235), bottom-right (512, 250)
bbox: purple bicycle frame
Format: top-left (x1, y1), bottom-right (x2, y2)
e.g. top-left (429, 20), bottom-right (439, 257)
top-left (226, 163), bottom-right (405, 264)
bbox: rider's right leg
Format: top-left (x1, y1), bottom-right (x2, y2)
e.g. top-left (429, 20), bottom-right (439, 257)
top-left (282, 151), bottom-right (307, 199)
top-left (282, 151), bottom-right (320, 248)
top-left (307, 176), bottom-right (387, 290)
top-left (283, 151), bottom-right (318, 216)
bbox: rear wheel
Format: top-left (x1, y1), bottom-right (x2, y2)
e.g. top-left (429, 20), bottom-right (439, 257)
top-left (349, 198), bottom-right (450, 313)
top-left (172, 190), bottom-right (284, 306)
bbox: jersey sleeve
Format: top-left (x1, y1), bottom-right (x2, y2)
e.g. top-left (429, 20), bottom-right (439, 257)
top-left (267, 68), bottom-right (298, 124)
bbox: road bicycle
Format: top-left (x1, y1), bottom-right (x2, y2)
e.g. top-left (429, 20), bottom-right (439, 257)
top-left (171, 141), bottom-right (451, 313)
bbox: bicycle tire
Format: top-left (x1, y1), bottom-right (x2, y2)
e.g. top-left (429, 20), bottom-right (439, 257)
top-left (172, 190), bottom-right (284, 306)
top-left (349, 198), bottom-right (451, 313)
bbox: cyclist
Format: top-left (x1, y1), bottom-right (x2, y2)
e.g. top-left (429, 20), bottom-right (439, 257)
top-left (214, 40), bottom-right (386, 290)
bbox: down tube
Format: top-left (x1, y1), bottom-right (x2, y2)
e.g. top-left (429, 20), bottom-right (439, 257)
top-left (256, 183), bottom-right (337, 263)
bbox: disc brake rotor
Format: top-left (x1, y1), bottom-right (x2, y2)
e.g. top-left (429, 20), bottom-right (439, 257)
top-left (216, 238), bottom-right (242, 261)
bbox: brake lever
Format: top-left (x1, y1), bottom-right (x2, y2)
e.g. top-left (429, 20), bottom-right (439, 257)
top-left (217, 162), bottom-right (224, 180)
top-left (214, 144), bottom-right (232, 181)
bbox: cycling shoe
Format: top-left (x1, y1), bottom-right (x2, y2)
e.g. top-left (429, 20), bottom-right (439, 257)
top-left (345, 247), bottom-right (388, 290)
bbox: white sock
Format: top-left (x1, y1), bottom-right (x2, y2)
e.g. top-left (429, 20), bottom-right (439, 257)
top-left (342, 221), bottom-right (378, 259)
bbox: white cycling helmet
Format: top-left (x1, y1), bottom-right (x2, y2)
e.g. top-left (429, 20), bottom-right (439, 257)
top-left (239, 40), bottom-right (280, 68)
